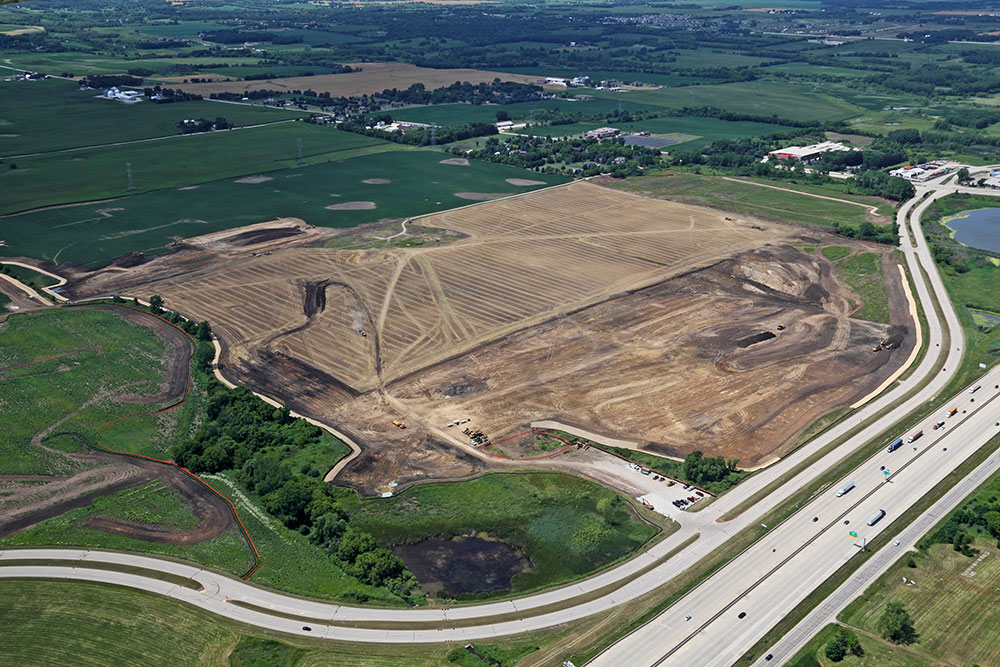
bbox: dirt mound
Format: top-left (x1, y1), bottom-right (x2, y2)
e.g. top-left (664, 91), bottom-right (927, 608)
top-left (302, 279), bottom-right (330, 318)
top-left (234, 175), bottom-right (273, 184)
top-left (227, 226), bottom-right (303, 246)
top-left (506, 178), bottom-right (547, 186)
top-left (362, 178), bottom-right (391, 184)
top-left (326, 201), bottom-right (377, 210)
top-left (440, 158), bottom-right (470, 166)
top-left (454, 192), bottom-right (510, 201)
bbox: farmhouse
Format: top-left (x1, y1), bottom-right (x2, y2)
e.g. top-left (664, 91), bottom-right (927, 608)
top-left (102, 87), bottom-right (144, 103)
top-left (766, 141), bottom-right (850, 162)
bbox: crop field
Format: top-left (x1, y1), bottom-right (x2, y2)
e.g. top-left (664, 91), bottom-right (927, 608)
top-left (590, 80), bottom-right (863, 122)
top-left (837, 541), bottom-right (1000, 667)
top-left (0, 77), bottom-right (309, 156)
top-left (605, 172), bottom-right (893, 229)
top-left (87, 181), bottom-right (915, 490)
top-left (169, 62), bottom-right (542, 98)
top-left (2, 51), bottom-right (261, 76)
top-left (2, 121), bottom-right (391, 214)
top-left (4, 148), bottom-right (566, 267)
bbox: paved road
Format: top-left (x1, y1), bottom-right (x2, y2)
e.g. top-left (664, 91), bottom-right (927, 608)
top-left (0, 177), bottom-right (983, 646)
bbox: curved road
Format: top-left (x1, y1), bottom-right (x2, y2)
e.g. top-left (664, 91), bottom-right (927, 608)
top-left (0, 176), bottom-right (983, 648)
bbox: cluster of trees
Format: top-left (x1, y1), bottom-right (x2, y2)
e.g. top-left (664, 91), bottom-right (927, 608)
top-left (927, 489), bottom-right (1000, 554)
top-left (682, 451), bottom-right (740, 488)
top-left (824, 626), bottom-right (863, 662)
top-left (878, 602), bottom-right (918, 645)
top-left (339, 120), bottom-right (498, 146)
top-left (143, 86), bottom-right (203, 104)
top-left (201, 29), bottom-right (303, 45)
top-left (830, 221), bottom-right (896, 246)
top-left (170, 369), bottom-right (418, 601)
top-left (464, 135), bottom-right (662, 178)
top-left (176, 117), bottom-right (230, 134)
top-left (377, 80), bottom-right (546, 106)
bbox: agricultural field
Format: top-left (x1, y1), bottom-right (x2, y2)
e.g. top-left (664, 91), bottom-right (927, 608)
top-left (391, 97), bottom-right (661, 126)
top-left (3, 148), bottom-right (566, 267)
top-left (1, 121), bottom-right (391, 214)
top-left (0, 77), bottom-right (309, 156)
top-left (605, 172), bottom-right (894, 230)
top-left (76, 182), bottom-right (916, 493)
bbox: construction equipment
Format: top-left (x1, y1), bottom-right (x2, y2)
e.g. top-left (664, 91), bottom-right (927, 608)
top-left (392, 420), bottom-right (406, 429)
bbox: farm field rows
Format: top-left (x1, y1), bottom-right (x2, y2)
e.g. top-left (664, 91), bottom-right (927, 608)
top-left (3, 149), bottom-right (566, 267)
top-left (0, 77), bottom-right (309, 156)
top-left (1, 121), bottom-right (390, 214)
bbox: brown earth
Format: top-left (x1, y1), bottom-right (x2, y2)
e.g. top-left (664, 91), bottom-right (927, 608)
top-left (326, 201), bottom-right (377, 211)
top-left (60, 182), bottom-right (915, 494)
top-left (440, 158), bottom-right (471, 166)
top-left (362, 178), bottom-right (391, 185)
top-left (454, 192), bottom-right (511, 200)
top-left (0, 306), bottom-right (239, 547)
top-left (506, 178), bottom-right (547, 186)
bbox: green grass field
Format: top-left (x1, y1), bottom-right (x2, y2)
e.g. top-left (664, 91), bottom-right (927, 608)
top-left (787, 623), bottom-right (927, 667)
top-left (0, 263), bottom-right (58, 292)
top-left (519, 115), bottom-right (794, 151)
top-left (837, 540), bottom-right (1000, 666)
top-left (5, 148), bottom-right (567, 267)
top-left (0, 77), bottom-right (309, 156)
top-left (1, 121), bottom-right (391, 213)
top-left (0, 579), bottom-right (498, 667)
top-left (834, 252), bottom-right (891, 324)
top-left (0, 308), bottom-right (178, 475)
top-left (0, 480), bottom-right (252, 575)
top-left (589, 80), bottom-right (862, 123)
top-left (351, 473), bottom-right (659, 596)
top-left (606, 172), bottom-right (889, 230)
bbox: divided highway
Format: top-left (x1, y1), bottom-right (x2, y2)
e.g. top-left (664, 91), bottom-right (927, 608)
top-left (1, 177), bottom-right (995, 659)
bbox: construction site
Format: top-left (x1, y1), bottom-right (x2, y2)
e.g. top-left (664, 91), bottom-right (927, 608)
top-left (57, 182), bottom-right (917, 496)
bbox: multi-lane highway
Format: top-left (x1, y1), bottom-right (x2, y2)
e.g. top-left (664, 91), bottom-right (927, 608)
top-left (0, 175), bottom-right (996, 659)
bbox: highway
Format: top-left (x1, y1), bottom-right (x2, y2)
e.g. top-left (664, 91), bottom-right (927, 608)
top-left (0, 176), bottom-right (994, 654)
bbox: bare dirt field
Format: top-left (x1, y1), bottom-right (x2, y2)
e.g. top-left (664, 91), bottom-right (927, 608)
top-left (62, 182), bottom-right (915, 493)
top-left (169, 62), bottom-right (542, 98)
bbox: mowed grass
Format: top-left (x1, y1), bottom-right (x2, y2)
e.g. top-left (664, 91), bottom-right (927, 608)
top-left (0, 482), bottom-right (252, 575)
top-left (0, 580), bottom-right (468, 666)
top-left (834, 252), bottom-right (891, 323)
top-left (606, 171), bottom-right (887, 230)
top-left (787, 623), bottom-right (927, 667)
top-left (0, 308), bottom-right (175, 475)
top-left (5, 149), bottom-right (567, 267)
top-left (1, 121), bottom-right (392, 213)
top-left (351, 473), bottom-right (659, 597)
top-left (838, 541), bottom-right (1000, 666)
top-left (0, 77), bottom-right (309, 156)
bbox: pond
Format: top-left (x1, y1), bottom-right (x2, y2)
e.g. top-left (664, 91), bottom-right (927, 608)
top-left (392, 535), bottom-right (531, 597)
top-left (945, 208), bottom-right (1000, 254)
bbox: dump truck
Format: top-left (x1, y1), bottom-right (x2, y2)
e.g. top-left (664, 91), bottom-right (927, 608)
top-left (887, 437), bottom-right (904, 453)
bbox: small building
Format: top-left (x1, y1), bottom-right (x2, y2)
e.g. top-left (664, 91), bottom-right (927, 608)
top-left (584, 127), bottom-right (620, 140)
top-left (495, 120), bottom-right (515, 130)
top-left (103, 87), bottom-right (144, 103)
top-left (544, 77), bottom-right (568, 86)
top-left (766, 141), bottom-right (850, 162)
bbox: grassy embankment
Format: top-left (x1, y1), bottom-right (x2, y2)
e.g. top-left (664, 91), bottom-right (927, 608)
top-left (0, 263), bottom-right (59, 292)
top-left (0, 579), bottom-right (554, 667)
top-left (819, 246), bottom-right (891, 324)
top-left (4, 146), bottom-right (567, 267)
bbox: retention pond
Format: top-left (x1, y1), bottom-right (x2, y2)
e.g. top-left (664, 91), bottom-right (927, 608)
top-left (392, 535), bottom-right (531, 597)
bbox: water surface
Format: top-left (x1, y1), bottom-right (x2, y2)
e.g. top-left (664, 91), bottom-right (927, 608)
top-left (946, 208), bottom-right (1000, 253)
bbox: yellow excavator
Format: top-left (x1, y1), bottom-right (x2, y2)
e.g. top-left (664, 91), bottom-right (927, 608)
top-left (392, 420), bottom-right (406, 429)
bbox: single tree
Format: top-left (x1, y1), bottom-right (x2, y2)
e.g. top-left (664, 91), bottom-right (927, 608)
top-left (878, 601), bottom-right (918, 645)
top-left (148, 294), bottom-right (164, 313)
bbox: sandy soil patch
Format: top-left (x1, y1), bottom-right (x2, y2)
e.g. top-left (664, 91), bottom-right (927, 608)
top-left (177, 185), bottom-right (200, 191)
top-left (0, 133), bottom-right (19, 138)
top-left (505, 178), bottom-right (547, 186)
top-left (455, 192), bottom-right (512, 200)
top-left (0, 25), bottom-right (44, 36)
top-left (326, 201), bottom-right (377, 210)
top-left (165, 62), bottom-right (542, 99)
top-left (95, 208), bottom-right (125, 215)
top-left (440, 158), bottom-right (471, 166)
top-left (234, 175), bottom-right (273, 184)
top-left (362, 178), bottom-right (391, 184)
